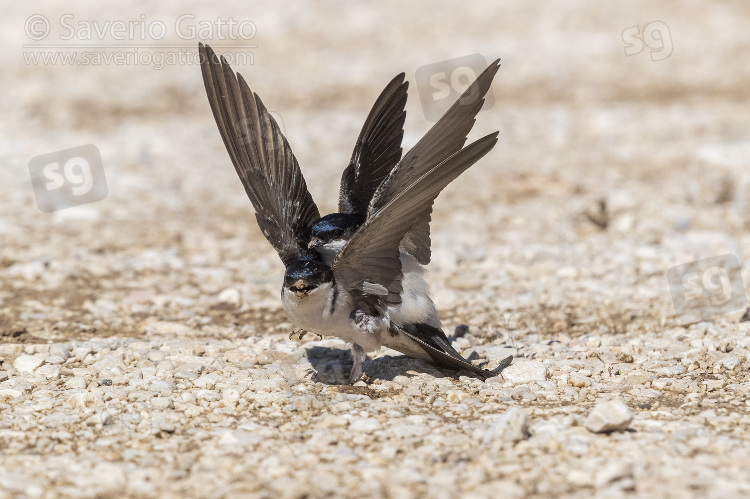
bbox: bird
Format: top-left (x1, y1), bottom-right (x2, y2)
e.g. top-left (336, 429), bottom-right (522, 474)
top-left (199, 43), bottom-right (511, 383)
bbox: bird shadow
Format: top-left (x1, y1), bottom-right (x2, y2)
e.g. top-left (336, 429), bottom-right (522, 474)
top-left (305, 345), bottom-right (457, 385)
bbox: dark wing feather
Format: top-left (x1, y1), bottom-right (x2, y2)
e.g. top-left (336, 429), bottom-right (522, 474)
top-left (333, 132), bottom-right (499, 304)
top-left (370, 58), bottom-right (501, 264)
top-left (392, 323), bottom-right (512, 379)
top-left (339, 74), bottom-right (408, 215)
top-left (200, 43), bottom-right (320, 266)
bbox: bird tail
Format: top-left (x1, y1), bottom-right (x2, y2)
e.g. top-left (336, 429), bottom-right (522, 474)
top-left (385, 322), bottom-right (512, 379)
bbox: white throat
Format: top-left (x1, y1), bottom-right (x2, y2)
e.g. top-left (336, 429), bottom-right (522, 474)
top-left (315, 240), bottom-right (347, 266)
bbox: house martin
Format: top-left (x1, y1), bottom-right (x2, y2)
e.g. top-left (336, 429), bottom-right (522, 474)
top-left (199, 43), bottom-right (511, 382)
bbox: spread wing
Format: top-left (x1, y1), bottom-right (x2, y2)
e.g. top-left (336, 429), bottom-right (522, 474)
top-left (200, 43), bottom-right (320, 266)
top-left (339, 73), bottom-right (408, 216)
top-left (333, 132), bottom-right (499, 305)
top-left (370, 58), bottom-right (501, 265)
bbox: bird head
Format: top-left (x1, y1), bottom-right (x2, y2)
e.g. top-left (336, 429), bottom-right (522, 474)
top-left (308, 213), bottom-right (365, 249)
top-left (284, 258), bottom-right (334, 297)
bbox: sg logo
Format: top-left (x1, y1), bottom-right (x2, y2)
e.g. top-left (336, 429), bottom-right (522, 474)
top-left (28, 144), bottom-right (108, 212)
top-left (415, 54), bottom-right (496, 122)
top-left (622, 20), bottom-right (673, 62)
top-left (667, 254), bottom-right (747, 324)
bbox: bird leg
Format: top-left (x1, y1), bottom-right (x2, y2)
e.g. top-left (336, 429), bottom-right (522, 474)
top-left (289, 328), bottom-right (307, 341)
top-left (348, 343), bottom-right (367, 384)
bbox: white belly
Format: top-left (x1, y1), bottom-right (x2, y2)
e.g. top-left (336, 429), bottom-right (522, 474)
top-left (388, 253), bottom-right (441, 329)
top-left (281, 281), bottom-right (386, 352)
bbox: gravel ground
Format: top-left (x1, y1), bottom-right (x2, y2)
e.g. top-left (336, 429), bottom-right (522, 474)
top-left (3, 1), bottom-right (750, 497)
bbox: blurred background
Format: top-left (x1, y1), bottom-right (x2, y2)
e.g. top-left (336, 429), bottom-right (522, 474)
top-left (2, 0), bottom-right (750, 340)
top-left (4, 2), bottom-right (750, 497)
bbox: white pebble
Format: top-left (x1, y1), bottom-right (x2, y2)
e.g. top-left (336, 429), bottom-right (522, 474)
top-left (218, 287), bottom-right (242, 307)
top-left (595, 461), bottom-right (634, 488)
top-left (223, 388), bottom-right (240, 403)
top-left (48, 343), bottom-right (72, 361)
top-left (65, 377), bottom-right (88, 389)
top-left (147, 350), bottom-right (166, 362)
top-left (152, 397), bottom-right (174, 410)
top-left (0, 388), bottom-right (23, 401)
top-left (196, 389), bottom-right (221, 402)
top-left (585, 400), bottom-right (633, 433)
top-left (501, 359), bottom-right (547, 385)
top-left (349, 417), bottom-right (382, 433)
top-left (72, 346), bottom-right (93, 360)
top-left (13, 354), bottom-right (45, 373)
top-left (483, 407), bottom-right (530, 444)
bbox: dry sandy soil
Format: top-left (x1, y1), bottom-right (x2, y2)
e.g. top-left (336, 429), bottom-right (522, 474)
top-left (2, 1), bottom-right (750, 497)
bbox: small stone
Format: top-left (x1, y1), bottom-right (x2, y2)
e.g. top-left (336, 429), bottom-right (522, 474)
top-left (147, 350), bottom-right (167, 362)
top-left (585, 400), bottom-right (633, 433)
top-left (174, 363), bottom-right (203, 380)
top-left (157, 421), bottom-right (176, 433)
top-left (316, 415), bottom-right (349, 429)
top-left (149, 380), bottom-right (176, 395)
top-left (156, 360), bottom-right (174, 371)
top-left (349, 417), bottom-right (382, 433)
top-left (616, 352), bottom-right (634, 363)
top-left (13, 354), bottom-right (45, 373)
top-left (218, 287), bottom-right (242, 307)
top-left (720, 355), bottom-right (741, 371)
top-left (45, 355), bottom-right (66, 365)
top-left (595, 461), bottom-right (634, 488)
top-left (128, 390), bottom-right (150, 402)
top-left (35, 364), bottom-right (61, 379)
top-left (569, 374), bottom-right (591, 388)
top-left (175, 370), bottom-right (199, 381)
top-left (196, 389), bottom-right (221, 402)
top-left (152, 397), bottom-right (174, 410)
top-left (656, 364), bottom-right (686, 376)
top-left (194, 373), bottom-right (223, 389)
top-left (222, 388), bottom-right (240, 403)
top-left (566, 469), bottom-right (593, 487)
top-left (99, 410), bottom-right (112, 426)
top-left (652, 378), bottom-right (670, 390)
top-left (447, 390), bottom-right (469, 402)
top-left (72, 346), bottom-right (93, 360)
top-left (483, 407), bottom-right (530, 444)
top-left (254, 351), bottom-right (290, 365)
top-left (65, 377), bottom-right (88, 390)
top-left (0, 388), bottom-right (23, 401)
top-left (100, 379), bottom-right (113, 386)
top-left (48, 343), bottom-right (72, 360)
top-left (501, 359), bottom-right (547, 385)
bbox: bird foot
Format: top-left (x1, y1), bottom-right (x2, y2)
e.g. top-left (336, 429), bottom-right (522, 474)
top-left (289, 328), bottom-right (321, 342)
